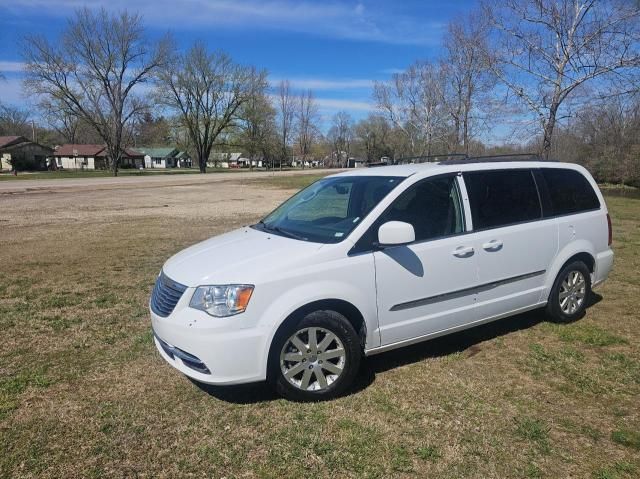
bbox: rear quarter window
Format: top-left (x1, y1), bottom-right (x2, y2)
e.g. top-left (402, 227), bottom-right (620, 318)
top-left (463, 169), bottom-right (541, 230)
top-left (541, 168), bottom-right (600, 216)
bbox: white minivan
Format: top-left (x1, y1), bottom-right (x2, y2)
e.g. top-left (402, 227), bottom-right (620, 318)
top-left (150, 159), bottom-right (614, 400)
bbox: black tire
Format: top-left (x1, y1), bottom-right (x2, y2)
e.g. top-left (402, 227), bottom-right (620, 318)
top-left (546, 261), bottom-right (592, 323)
top-left (269, 310), bottom-right (362, 401)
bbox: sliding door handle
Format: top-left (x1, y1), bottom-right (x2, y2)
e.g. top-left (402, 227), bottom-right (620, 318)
top-left (482, 239), bottom-right (503, 251)
top-left (453, 246), bottom-right (474, 257)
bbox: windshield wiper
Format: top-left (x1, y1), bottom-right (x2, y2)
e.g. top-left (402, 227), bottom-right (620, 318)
top-left (272, 225), bottom-right (307, 241)
top-left (258, 221), bottom-right (307, 241)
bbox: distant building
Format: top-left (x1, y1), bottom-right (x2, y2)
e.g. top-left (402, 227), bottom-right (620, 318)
top-left (54, 144), bottom-right (107, 170)
top-left (208, 152), bottom-right (268, 168)
top-left (347, 157), bottom-right (365, 168)
top-left (0, 136), bottom-right (53, 171)
top-left (175, 150), bottom-right (192, 168)
top-left (53, 144), bottom-right (144, 170)
top-left (209, 152), bottom-right (241, 168)
top-left (136, 147), bottom-right (191, 169)
top-left (291, 157), bottom-right (323, 168)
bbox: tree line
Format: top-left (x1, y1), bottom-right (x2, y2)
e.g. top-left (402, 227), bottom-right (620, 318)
top-left (0, 1), bottom-right (638, 183)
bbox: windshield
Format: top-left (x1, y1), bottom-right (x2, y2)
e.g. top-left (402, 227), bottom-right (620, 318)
top-left (254, 175), bottom-right (404, 243)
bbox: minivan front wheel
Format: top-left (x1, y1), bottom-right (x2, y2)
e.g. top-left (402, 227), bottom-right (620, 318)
top-left (546, 261), bottom-right (592, 323)
top-left (270, 310), bottom-right (361, 401)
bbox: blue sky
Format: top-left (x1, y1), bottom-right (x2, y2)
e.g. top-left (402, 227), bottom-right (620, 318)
top-left (0, 0), bottom-right (478, 126)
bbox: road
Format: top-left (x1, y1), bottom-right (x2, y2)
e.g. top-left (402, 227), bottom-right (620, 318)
top-left (0, 169), bottom-right (337, 194)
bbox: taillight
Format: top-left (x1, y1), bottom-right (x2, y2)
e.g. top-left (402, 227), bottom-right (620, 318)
top-left (607, 213), bottom-right (612, 246)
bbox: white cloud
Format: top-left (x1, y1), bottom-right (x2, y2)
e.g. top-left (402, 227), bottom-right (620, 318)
top-left (4, 0), bottom-right (443, 46)
top-left (0, 77), bottom-right (26, 105)
top-left (0, 62), bottom-right (27, 73)
top-left (269, 76), bottom-right (373, 91)
top-left (314, 98), bottom-right (372, 112)
top-left (379, 68), bottom-right (405, 75)
top-left (267, 92), bottom-right (372, 115)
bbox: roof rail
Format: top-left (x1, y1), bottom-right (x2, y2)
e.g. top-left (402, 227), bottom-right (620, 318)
top-left (439, 153), bottom-right (547, 165)
top-left (395, 153), bottom-right (468, 165)
top-left (365, 161), bottom-right (389, 168)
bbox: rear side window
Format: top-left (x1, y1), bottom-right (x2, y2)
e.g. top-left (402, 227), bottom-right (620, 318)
top-left (541, 168), bottom-right (600, 216)
top-left (464, 169), bottom-right (541, 230)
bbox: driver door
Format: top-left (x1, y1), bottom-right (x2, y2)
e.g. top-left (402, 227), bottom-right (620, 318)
top-left (372, 174), bottom-right (480, 345)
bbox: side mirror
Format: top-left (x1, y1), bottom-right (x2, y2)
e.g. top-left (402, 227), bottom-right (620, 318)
top-left (377, 221), bottom-right (415, 247)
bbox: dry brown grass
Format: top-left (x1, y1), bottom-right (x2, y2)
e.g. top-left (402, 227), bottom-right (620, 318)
top-left (1, 174), bottom-right (638, 478)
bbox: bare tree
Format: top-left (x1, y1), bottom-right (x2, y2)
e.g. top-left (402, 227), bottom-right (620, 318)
top-left (23, 8), bottom-right (168, 175)
top-left (354, 114), bottom-right (394, 162)
top-left (441, 12), bottom-right (493, 154)
top-left (239, 69), bottom-right (275, 170)
top-left (276, 80), bottom-right (295, 170)
top-left (0, 104), bottom-right (31, 137)
top-left (374, 76), bottom-right (419, 156)
top-left (40, 98), bottom-right (79, 144)
top-left (485, 0), bottom-right (640, 158)
top-left (374, 61), bottom-right (449, 157)
top-left (328, 111), bottom-right (354, 167)
top-left (295, 89), bottom-right (319, 168)
top-left (157, 42), bottom-right (261, 173)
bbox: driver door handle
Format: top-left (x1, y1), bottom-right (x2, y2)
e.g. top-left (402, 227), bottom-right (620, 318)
top-left (453, 246), bottom-right (474, 257)
top-left (482, 239), bottom-right (503, 251)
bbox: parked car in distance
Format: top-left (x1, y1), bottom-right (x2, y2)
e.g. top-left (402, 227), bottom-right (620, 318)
top-left (150, 159), bottom-right (614, 400)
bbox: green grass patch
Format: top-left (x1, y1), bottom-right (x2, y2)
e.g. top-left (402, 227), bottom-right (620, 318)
top-left (0, 367), bottom-right (53, 420)
top-left (415, 444), bottom-right (441, 462)
top-left (593, 461), bottom-right (637, 479)
top-left (553, 324), bottom-right (627, 347)
top-left (611, 429), bottom-right (640, 450)
top-left (515, 416), bottom-right (551, 454)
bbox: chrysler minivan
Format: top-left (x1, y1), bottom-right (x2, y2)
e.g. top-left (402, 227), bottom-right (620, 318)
top-left (150, 159), bottom-right (613, 400)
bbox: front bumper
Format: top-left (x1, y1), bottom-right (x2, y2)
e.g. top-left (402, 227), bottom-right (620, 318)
top-left (151, 306), bottom-right (270, 385)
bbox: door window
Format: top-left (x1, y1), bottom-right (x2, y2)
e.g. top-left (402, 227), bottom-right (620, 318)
top-left (375, 175), bottom-right (464, 243)
top-left (464, 169), bottom-right (541, 230)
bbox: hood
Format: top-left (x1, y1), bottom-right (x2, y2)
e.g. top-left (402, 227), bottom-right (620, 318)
top-left (162, 226), bottom-right (325, 287)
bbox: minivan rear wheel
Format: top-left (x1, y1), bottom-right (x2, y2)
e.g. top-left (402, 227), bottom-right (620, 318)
top-left (546, 261), bottom-right (591, 323)
top-left (269, 310), bottom-right (361, 401)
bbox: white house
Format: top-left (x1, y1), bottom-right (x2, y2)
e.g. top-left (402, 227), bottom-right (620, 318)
top-left (137, 147), bottom-right (177, 168)
top-left (53, 144), bottom-right (108, 170)
top-left (53, 144), bottom-right (144, 169)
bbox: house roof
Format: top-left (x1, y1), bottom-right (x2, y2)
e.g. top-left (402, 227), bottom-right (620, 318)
top-left (136, 147), bottom-right (177, 158)
top-left (0, 136), bottom-right (25, 149)
top-left (124, 148), bottom-right (144, 158)
top-left (209, 152), bottom-right (242, 162)
top-left (54, 144), bottom-right (106, 157)
top-left (0, 136), bottom-right (53, 153)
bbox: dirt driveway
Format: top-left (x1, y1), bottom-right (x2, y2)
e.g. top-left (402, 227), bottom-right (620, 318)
top-left (0, 169), bottom-right (334, 227)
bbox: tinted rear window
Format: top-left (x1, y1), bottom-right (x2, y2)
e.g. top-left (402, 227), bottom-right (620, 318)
top-left (541, 168), bottom-right (600, 216)
top-left (464, 169), bottom-right (542, 230)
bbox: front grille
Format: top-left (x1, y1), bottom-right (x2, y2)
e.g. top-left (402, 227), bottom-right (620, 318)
top-left (150, 271), bottom-right (188, 317)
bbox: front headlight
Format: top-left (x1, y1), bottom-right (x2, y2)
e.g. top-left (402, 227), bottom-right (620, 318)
top-left (189, 284), bottom-right (254, 317)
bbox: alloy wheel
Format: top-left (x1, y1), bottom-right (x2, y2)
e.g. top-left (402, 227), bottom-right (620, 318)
top-left (559, 270), bottom-right (586, 315)
top-left (279, 327), bottom-right (346, 392)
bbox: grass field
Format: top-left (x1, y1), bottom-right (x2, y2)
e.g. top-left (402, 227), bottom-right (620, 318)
top-left (0, 174), bottom-right (638, 478)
